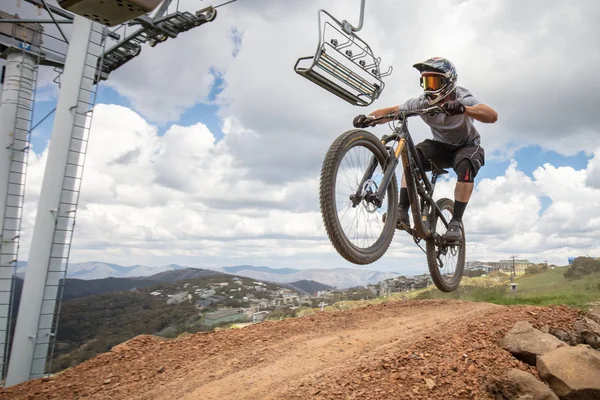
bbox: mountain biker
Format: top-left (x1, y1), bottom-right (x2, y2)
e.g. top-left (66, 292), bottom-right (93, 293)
top-left (353, 56), bottom-right (498, 241)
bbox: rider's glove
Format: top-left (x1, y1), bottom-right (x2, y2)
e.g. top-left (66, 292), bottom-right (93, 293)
top-left (353, 114), bottom-right (375, 128)
top-left (442, 101), bottom-right (466, 116)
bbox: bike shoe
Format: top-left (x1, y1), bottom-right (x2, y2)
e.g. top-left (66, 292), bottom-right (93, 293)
top-left (382, 208), bottom-right (410, 231)
top-left (442, 218), bottom-right (463, 242)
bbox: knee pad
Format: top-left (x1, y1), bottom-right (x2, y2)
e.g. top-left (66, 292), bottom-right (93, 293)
top-left (455, 159), bottom-right (475, 182)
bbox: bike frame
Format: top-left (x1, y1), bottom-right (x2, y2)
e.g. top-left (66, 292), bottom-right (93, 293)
top-left (353, 108), bottom-right (452, 241)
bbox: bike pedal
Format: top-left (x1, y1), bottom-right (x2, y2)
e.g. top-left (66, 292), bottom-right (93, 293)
top-left (444, 240), bottom-right (462, 246)
top-left (398, 223), bottom-right (412, 234)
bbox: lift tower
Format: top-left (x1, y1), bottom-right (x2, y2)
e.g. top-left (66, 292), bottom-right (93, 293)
top-left (0, 10), bottom-right (67, 382)
top-left (4, 0), bottom-right (217, 387)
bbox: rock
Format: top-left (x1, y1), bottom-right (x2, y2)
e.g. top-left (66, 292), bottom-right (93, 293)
top-left (550, 329), bottom-right (581, 346)
top-left (500, 321), bottom-right (568, 365)
top-left (537, 344), bottom-right (600, 400)
top-left (506, 369), bottom-right (559, 400)
top-left (424, 378), bottom-right (435, 390)
top-left (586, 302), bottom-right (600, 324)
top-left (541, 325), bottom-right (550, 334)
top-left (157, 366), bottom-right (165, 373)
top-left (573, 317), bottom-right (600, 350)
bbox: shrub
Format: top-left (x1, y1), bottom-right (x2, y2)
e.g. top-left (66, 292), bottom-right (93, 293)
top-left (564, 257), bottom-right (600, 279)
top-left (464, 269), bottom-right (486, 278)
top-left (525, 265), bottom-right (543, 275)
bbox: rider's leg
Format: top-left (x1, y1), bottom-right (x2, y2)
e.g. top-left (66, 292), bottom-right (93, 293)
top-left (453, 181), bottom-right (474, 220)
top-left (443, 145), bottom-right (485, 240)
top-left (390, 173), bottom-right (410, 228)
top-left (399, 174), bottom-right (409, 209)
top-left (396, 140), bottom-right (450, 227)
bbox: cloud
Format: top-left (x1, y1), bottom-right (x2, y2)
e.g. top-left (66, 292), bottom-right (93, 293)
top-left (98, 0), bottom-right (238, 125)
top-left (19, 104), bottom-right (331, 266)
top-left (586, 148), bottom-right (600, 188)
top-left (18, 105), bottom-right (600, 274)
top-left (12, 0), bottom-right (600, 274)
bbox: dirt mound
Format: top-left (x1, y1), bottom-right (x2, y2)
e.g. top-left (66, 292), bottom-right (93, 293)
top-left (0, 299), bottom-right (581, 400)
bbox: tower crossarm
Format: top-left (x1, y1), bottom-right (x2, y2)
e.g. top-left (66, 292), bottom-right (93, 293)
top-left (95, 7), bottom-right (217, 83)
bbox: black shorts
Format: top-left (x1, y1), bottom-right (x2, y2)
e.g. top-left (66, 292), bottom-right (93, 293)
top-left (415, 139), bottom-right (485, 178)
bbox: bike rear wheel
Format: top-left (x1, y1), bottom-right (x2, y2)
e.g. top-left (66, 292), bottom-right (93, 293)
top-left (319, 129), bottom-right (398, 264)
top-left (426, 198), bottom-right (465, 292)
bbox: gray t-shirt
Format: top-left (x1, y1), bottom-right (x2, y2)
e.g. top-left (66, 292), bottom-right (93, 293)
top-left (400, 86), bottom-right (481, 146)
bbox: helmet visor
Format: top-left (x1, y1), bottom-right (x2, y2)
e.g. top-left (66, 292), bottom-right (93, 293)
top-left (420, 74), bottom-right (446, 91)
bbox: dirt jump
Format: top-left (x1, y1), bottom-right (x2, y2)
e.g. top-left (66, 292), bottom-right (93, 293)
top-left (0, 299), bottom-right (583, 400)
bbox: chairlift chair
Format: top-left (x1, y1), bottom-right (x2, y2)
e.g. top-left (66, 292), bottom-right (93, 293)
top-left (294, 1), bottom-right (392, 107)
top-left (58, 0), bottom-right (164, 26)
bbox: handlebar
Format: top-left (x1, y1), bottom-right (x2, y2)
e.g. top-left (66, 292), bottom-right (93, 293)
top-left (368, 105), bottom-right (446, 124)
top-left (401, 106), bottom-right (446, 118)
top-left (354, 106), bottom-right (446, 126)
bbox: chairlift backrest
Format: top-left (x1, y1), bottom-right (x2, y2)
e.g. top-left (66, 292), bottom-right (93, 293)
top-left (294, 7), bottom-right (392, 107)
top-left (58, 0), bottom-right (163, 26)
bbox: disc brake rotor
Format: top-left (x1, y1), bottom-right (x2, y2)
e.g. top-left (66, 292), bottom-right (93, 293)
top-left (361, 179), bottom-right (379, 213)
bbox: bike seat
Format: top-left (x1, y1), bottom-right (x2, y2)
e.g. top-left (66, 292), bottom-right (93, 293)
top-left (430, 162), bottom-right (448, 176)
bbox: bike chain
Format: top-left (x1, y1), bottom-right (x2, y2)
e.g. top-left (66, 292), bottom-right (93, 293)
top-left (412, 236), bottom-right (427, 255)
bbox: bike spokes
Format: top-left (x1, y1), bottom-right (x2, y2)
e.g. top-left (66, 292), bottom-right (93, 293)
top-left (434, 209), bottom-right (460, 283)
top-left (335, 145), bottom-right (389, 249)
top-left (425, 197), bottom-right (465, 292)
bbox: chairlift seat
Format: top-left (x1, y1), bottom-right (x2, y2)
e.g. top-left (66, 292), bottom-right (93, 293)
top-left (294, 9), bottom-right (392, 107)
top-left (58, 0), bottom-right (163, 26)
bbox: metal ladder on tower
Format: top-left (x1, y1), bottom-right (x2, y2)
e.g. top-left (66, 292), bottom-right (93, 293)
top-left (0, 48), bottom-right (40, 381)
top-left (28, 22), bottom-right (108, 379)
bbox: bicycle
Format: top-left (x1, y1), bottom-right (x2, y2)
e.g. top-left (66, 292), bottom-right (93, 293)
top-left (319, 106), bottom-right (465, 292)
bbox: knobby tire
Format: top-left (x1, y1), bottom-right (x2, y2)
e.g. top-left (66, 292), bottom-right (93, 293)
top-left (319, 129), bottom-right (398, 265)
top-left (426, 198), bottom-right (465, 292)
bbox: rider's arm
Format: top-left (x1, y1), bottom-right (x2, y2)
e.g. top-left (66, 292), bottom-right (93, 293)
top-left (367, 98), bottom-right (425, 125)
top-left (368, 105), bottom-right (400, 124)
top-left (465, 104), bottom-right (498, 123)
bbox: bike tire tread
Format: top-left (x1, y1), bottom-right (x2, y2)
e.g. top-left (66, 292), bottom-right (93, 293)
top-left (319, 129), bottom-right (398, 265)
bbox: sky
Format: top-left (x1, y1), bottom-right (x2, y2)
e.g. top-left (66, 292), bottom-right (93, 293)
top-left (3, 0), bottom-right (600, 276)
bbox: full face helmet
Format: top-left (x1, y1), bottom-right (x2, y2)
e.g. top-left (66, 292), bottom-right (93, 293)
top-left (412, 57), bottom-right (458, 105)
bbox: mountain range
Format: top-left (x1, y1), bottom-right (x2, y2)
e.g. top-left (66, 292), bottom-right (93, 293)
top-left (220, 265), bottom-right (401, 288)
top-left (15, 262), bottom-right (403, 289)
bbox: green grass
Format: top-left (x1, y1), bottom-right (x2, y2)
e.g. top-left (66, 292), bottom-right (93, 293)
top-left (414, 267), bottom-right (600, 310)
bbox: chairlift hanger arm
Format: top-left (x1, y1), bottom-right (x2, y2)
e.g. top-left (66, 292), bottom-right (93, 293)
top-left (342, 0), bottom-right (365, 35)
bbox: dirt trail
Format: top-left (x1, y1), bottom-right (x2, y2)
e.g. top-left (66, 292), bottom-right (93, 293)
top-left (0, 299), bottom-right (581, 400)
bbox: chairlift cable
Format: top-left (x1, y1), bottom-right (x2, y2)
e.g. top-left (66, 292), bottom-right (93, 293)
top-left (213, 0), bottom-right (239, 9)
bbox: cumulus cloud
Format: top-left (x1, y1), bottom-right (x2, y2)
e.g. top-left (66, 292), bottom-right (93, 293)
top-left (18, 105), bottom-right (331, 267)
top-left (447, 158), bottom-right (600, 263)
top-left (11, 0), bottom-right (600, 274)
top-left (586, 149), bottom-right (600, 189)
top-left (17, 105), bottom-right (600, 274)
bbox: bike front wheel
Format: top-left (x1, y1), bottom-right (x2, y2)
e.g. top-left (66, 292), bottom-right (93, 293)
top-left (426, 198), bottom-right (466, 292)
top-left (319, 129), bottom-right (398, 265)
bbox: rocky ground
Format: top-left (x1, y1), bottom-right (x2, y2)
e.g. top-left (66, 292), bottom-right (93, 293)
top-left (0, 299), bottom-right (596, 400)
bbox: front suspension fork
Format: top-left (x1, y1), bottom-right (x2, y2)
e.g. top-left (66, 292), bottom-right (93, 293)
top-left (351, 144), bottom-right (398, 208)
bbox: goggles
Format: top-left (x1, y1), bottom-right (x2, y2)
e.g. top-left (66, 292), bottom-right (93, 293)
top-left (420, 74), bottom-right (446, 91)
